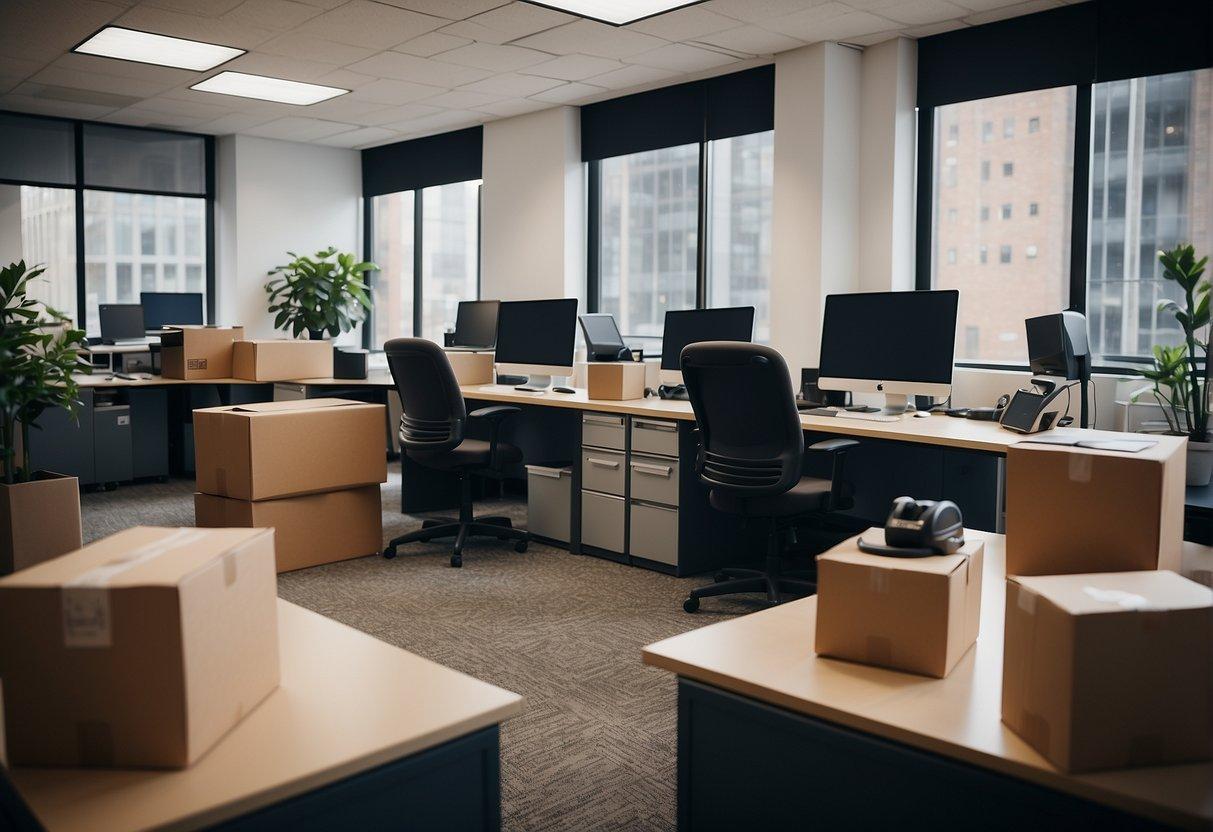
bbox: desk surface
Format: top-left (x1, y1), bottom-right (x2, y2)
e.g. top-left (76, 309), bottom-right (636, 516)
top-left (8, 600), bottom-right (523, 832)
top-left (642, 532), bottom-right (1212, 830)
top-left (77, 370), bottom-right (396, 389)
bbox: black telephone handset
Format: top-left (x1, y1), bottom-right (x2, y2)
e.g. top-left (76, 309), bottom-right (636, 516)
top-left (857, 496), bottom-right (965, 558)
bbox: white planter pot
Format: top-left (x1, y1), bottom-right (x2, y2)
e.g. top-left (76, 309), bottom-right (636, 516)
top-left (1187, 439), bottom-right (1213, 486)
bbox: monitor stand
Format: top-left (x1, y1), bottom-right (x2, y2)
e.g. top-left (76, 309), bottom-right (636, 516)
top-left (514, 374), bottom-right (552, 393)
top-left (881, 393), bottom-right (911, 415)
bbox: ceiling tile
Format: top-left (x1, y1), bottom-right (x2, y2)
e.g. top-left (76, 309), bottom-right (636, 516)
top-left (704, 0), bottom-right (826, 24)
top-left (626, 5), bottom-right (738, 40)
top-left (861, 0), bottom-right (969, 25)
top-left (101, 106), bottom-right (211, 128)
top-left (422, 89), bottom-right (503, 109)
top-left (436, 43), bottom-right (554, 72)
top-left (191, 111), bottom-right (282, 133)
top-left (528, 81), bottom-right (604, 104)
top-left (0, 93), bottom-right (117, 120)
top-left (27, 65), bottom-right (174, 99)
top-left (902, 18), bottom-right (968, 36)
top-left (394, 31), bottom-right (472, 58)
top-left (314, 125), bottom-right (398, 147)
top-left (762, 5), bottom-right (898, 42)
top-left (436, 20), bottom-right (513, 45)
top-left (11, 82), bottom-right (141, 111)
top-left (2, 0), bottom-right (128, 63)
top-left (373, 0), bottom-right (508, 18)
top-left (939, 0), bottom-right (1027, 9)
top-left (298, 95), bottom-right (398, 122)
top-left (222, 0), bottom-right (325, 29)
top-left (693, 25), bottom-right (805, 55)
top-left (47, 53), bottom-right (199, 86)
top-left (114, 5), bottom-right (279, 50)
top-left (373, 103), bottom-right (445, 128)
top-left (255, 32), bottom-right (379, 65)
top-left (962, 0), bottom-right (1061, 24)
top-left (474, 97), bottom-right (550, 117)
top-left (142, 0), bottom-right (244, 15)
top-left (460, 72), bottom-right (564, 97)
top-left (244, 116), bottom-right (359, 140)
top-left (513, 20), bottom-right (667, 59)
top-left (347, 77), bottom-right (447, 105)
top-left (630, 43), bottom-right (739, 72)
top-left (312, 68), bottom-right (380, 90)
top-left (0, 56), bottom-right (47, 79)
top-left (845, 28), bottom-right (905, 45)
top-left (131, 94), bottom-right (235, 120)
top-left (584, 63), bottom-right (679, 90)
top-left (222, 52), bottom-right (339, 82)
top-left (457, 2), bottom-right (577, 39)
top-left (291, 0), bottom-right (346, 7)
top-left (518, 53), bottom-right (622, 81)
top-left (295, 0), bottom-right (447, 50)
top-left (392, 108), bottom-right (485, 136)
top-left (346, 51), bottom-right (492, 87)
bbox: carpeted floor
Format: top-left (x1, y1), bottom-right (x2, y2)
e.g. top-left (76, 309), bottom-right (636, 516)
top-left (79, 463), bottom-right (770, 831)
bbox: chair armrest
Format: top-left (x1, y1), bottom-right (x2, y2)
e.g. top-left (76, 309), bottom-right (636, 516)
top-left (807, 438), bottom-right (859, 510)
top-left (469, 406), bottom-right (521, 469)
top-left (808, 438), bottom-right (859, 453)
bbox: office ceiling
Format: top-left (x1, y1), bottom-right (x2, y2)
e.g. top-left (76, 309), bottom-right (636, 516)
top-left (1, 0), bottom-right (1072, 149)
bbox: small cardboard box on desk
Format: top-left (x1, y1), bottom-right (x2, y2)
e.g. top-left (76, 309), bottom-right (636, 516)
top-left (232, 338), bottom-right (333, 381)
top-left (1005, 437), bottom-right (1184, 575)
top-left (160, 325), bottom-right (244, 380)
top-left (586, 362), bottom-right (646, 400)
top-left (192, 398), bottom-right (387, 572)
top-left (1002, 570), bottom-right (1212, 773)
top-left (445, 350), bottom-right (494, 386)
top-left (814, 531), bottom-right (984, 678)
top-left (0, 526), bottom-right (279, 768)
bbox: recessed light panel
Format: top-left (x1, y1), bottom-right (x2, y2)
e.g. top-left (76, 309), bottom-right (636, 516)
top-left (190, 72), bottom-right (349, 106)
top-left (73, 27), bottom-right (244, 72)
top-left (521, 0), bottom-right (704, 26)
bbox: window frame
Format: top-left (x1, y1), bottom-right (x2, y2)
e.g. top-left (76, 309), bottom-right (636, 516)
top-left (0, 109), bottom-right (215, 332)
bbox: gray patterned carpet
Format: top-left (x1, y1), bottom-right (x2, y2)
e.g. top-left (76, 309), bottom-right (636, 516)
top-left (80, 463), bottom-right (770, 831)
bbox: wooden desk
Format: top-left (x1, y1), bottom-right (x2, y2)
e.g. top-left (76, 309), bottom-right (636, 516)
top-left (76, 370), bottom-right (395, 389)
top-left (6, 600), bottom-right (523, 832)
top-left (643, 532), bottom-right (1211, 830)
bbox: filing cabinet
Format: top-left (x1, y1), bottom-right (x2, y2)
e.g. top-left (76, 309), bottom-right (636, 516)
top-left (629, 501), bottom-right (679, 566)
top-left (629, 455), bottom-right (678, 506)
top-left (631, 417), bottom-right (679, 457)
top-left (581, 491), bottom-right (626, 553)
top-left (581, 448), bottom-right (626, 496)
top-left (582, 412), bottom-right (625, 450)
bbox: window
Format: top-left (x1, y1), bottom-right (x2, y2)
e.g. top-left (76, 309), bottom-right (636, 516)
top-left (1087, 68), bottom-right (1213, 361)
top-left (0, 185), bottom-right (77, 315)
top-left (931, 87), bottom-right (1076, 361)
top-left (598, 143), bottom-right (700, 342)
top-left (1026, 245), bottom-right (1039, 259)
top-left (1002, 162), bottom-right (1014, 177)
top-left (707, 131), bottom-right (774, 343)
top-left (947, 124), bottom-right (959, 145)
top-left (947, 208), bottom-right (958, 223)
top-left (982, 121), bottom-right (994, 142)
top-left (370, 191), bottom-right (415, 349)
top-left (1029, 202), bottom-right (1039, 216)
top-left (947, 248), bottom-right (957, 264)
top-left (1029, 117), bottom-right (1041, 133)
top-left (1003, 117), bottom-right (1015, 138)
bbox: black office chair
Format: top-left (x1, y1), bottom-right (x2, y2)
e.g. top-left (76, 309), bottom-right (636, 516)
top-left (382, 338), bottom-right (529, 568)
top-left (680, 341), bottom-right (857, 612)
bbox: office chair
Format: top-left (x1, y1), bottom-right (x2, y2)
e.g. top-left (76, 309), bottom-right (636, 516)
top-left (382, 338), bottom-right (530, 568)
top-left (680, 341), bottom-right (857, 612)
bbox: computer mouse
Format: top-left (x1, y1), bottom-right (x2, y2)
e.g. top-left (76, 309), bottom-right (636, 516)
top-left (552, 386), bottom-right (576, 394)
top-left (913, 410), bottom-right (932, 418)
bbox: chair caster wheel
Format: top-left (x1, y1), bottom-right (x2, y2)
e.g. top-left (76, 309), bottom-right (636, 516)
top-left (450, 555), bottom-right (462, 568)
top-left (383, 547), bottom-right (397, 560)
top-left (714, 571), bottom-right (729, 583)
top-left (514, 540), bottom-right (528, 553)
top-left (683, 596), bottom-right (700, 613)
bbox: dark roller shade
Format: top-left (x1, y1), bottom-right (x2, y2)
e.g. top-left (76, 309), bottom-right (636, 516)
top-left (706, 65), bottom-right (775, 142)
top-left (0, 113), bottom-right (76, 186)
top-left (1095, 0), bottom-right (1212, 84)
top-left (362, 126), bottom-right (483, 197)
top-left (82, 123), bottom-right (207, 195)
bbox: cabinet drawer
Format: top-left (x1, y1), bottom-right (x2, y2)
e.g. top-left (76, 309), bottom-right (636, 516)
top-left (581, 449), bottom-right (626, 496)
top-left (581, 491), bottom-right (625, 553)
top-left (582, 412), bottom-right (625, 450)
top-left (630, 501), bottom-right (679, 566)
top-left (629, 454), bottom-right (679, 507)
top-left (631, 417), bottom-right (679, 458)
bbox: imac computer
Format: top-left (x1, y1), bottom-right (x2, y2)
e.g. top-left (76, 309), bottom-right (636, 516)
top-left (141, 292), bottom-right (203, 332)
top-left (579, 313), bottom-right (631, 361)
top-left (659, 307), bottom-right (755, 393)
top-left (98, 303), bottom-right (147, 345)
top-left (449, 300), bottom-right (500, 351)
top-left (495, 298), bottom-right (579, 391)
top-left (818, 289), bottom-right (959, 414)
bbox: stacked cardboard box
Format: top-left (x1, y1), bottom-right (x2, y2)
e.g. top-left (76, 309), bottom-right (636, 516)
top-left (193, 398), bottom-right (387, 572)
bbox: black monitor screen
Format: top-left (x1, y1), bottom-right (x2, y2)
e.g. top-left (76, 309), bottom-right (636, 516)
top-left (495, 299), bottom-right (579, 367)
top-left (99, 304), bottom-right (145, 340)
top-left (579, 313), bottom-right (624, 355)
top-left (661, 307), bottom-right (754, 370)
top-left (818, 290), bottom-right (959, 384)
top-left (141, 292), bottom-right (203, 330)
top-left (453, 300), bottom-right (499, 348)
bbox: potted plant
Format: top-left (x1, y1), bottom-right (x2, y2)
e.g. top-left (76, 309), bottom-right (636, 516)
top-left (0, 260), bottom-right (90, 573)
top-left (265, 247), bottom-right (375, 340)
top-left (1133, 244), bottom-right (1211, 485)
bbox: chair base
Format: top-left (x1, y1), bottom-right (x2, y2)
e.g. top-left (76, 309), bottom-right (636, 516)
top-left (684, 523), bottom-right (816, 612)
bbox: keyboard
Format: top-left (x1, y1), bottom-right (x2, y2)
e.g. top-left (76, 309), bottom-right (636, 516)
top-left (799, 406), bottom-right (900, 423)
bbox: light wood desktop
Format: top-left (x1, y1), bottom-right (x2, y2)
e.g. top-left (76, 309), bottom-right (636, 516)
top-left (8, 600), bottom-right (523, 832)
top-left (642, 532), bottom-right (1211, 829)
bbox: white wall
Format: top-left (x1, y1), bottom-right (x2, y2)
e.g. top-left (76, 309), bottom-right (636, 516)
top-left (481, 106), bottom-right (584, 304)
top-left (215, 135), bottom-right (362, 341)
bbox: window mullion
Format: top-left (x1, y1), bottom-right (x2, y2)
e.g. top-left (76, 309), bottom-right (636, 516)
top-left (413, 188), bottom-right (423, 338)
top-left (1069, 83), bottom-right (1093, 314)
top-left (695, 140), bottom-right (708, 308)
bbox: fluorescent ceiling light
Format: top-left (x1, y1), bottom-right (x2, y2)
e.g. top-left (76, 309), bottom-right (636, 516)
top-left (521, 0), bottom-right (704, 26)
top-left (190, 72), bottom-right (349, 105)
top-left (73, 26), bottom-right (244, 72)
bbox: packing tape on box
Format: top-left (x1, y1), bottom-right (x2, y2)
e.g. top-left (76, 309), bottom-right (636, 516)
top-left (1082, 585), bottom-right (1163, 612)
top-left (1067, 452), bottom-right (1093, 483)
top-left (868, 570), bottom-right (891, 594)
top-left (61, 528), bottom-right (208, 649)
top-left (1017, 584), bottom-right (1037, 614)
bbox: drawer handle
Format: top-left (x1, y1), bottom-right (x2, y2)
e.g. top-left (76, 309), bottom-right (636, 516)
top-left (634, 420), bottom-right (676, 432)
top-left (584, 415), bottom-right (623, 427)
top-left (633, 500), bottom-right (677, 513)
top-left (587, 457), bottom-right (621, 469)
top-left (529, 468), bottom-right (565, 479)
top-left (631, 462), bottom-right (672, 477)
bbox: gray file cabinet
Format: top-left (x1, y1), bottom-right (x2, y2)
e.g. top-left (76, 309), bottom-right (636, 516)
top-left (526, 464), bottom-right (572, 544)
top-left (628, 417), bottom-right (680, 567)
top-left (93, 404), bottom-right (133, 485)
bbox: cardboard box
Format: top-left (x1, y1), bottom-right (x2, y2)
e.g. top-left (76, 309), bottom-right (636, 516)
top-left (161, 325), bottom-right (244, 380)
top-left (445, 350), bottom-right (494, 385)
top-left (815, 530), bottom-right (984, 678)
top-left (193, 398), bottom-right (387, 501)
top-left (1002, 570), bottom-right (1212, 772)
top-left (587, 362), bottom-right (646, 400)
top-left (195, 486), bottom-right (382, 573)
top-left (0, 526), bottom-right (279, 768)
top-left (1005, 439), bottom-right (1184, 576)
top-left (0, 472), bottom-right (82, 575)
top-left (233, 339), bottom-right (333, 382)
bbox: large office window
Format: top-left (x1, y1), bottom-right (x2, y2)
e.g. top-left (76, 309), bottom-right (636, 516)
top-left (0, 184), bottom-right (77, 315)
top-left (931, 87), bottom-right (1076, 363)
top-left (370, 190), bottom-right (415, 350)
top-left (598, 143), bottom-right (699, 343)
top-left (1086, 68), bottom-right (1213, 361)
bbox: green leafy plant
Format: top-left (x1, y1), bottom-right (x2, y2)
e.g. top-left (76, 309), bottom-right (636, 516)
top-left (1132, 244), bottom-right (1210, 441)
top-left (265, 247), bottom-right (375, 339)
top-left (0, 261), bottom-right (91, 485)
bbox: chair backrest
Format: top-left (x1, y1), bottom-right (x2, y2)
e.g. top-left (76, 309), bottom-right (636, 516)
top-left (680, 341), bottom-right (804, 497)
top-left (384, 338), bottom-right (466, 454)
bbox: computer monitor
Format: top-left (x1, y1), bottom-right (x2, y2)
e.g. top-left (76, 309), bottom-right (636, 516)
top-left (818, 289), bottom-right (959, 414)
top-left (98, 303), bottom-right (146, 343)
top-left (494, 298), bottom-right (579, 390)
top-left (579, 313), bottom-right (628, 361)
top-left (141, 292), bottom-right (203, 331)
top-left (660, 307), bottom-right (755, 385)
top-left (452, 300), bottom-right (499, 349)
